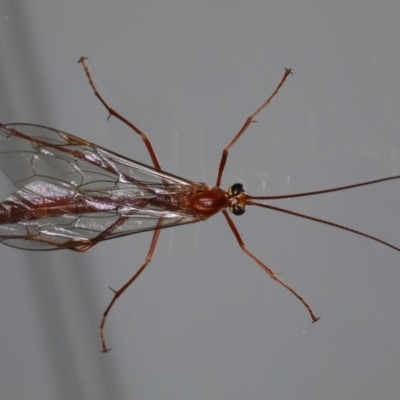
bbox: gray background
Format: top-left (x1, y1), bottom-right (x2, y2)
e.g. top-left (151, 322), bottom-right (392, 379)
top-left (1, 1), bottom-right (400, 399)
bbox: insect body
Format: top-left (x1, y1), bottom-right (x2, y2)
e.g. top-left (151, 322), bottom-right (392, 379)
top-left (0, 58), bottom-right (399, 352)
top-left (0, 124), bottom-right (227, 250)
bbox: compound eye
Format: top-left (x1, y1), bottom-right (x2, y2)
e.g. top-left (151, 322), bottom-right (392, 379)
top-left (230, 183), bottom-right (245, 196)
top-left (230, 204), bottom-right (246, 216)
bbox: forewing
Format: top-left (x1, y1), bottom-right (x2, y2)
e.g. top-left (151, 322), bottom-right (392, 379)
top-left (0, 124), bottom-right (197, 250)
top-left (0, 123), bottom-right (192, 189)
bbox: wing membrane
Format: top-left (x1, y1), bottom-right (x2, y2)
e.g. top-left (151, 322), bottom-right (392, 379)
top-left (0, 124), bottom-right (197, 250)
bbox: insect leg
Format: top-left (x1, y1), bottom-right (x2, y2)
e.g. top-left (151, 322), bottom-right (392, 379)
top-left (78, 57), bottom-right (162, 170)
top-left (99, 218), bottom-right (163, 352)
top-left (216, 68), bottom-right (292, 186)
top-left (57, 214), bottom-right (133, 252)
top-left (222, 210), bottom-right (319, 323)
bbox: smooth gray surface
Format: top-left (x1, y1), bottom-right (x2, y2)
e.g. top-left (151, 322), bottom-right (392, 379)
top-left (1, 1), bottom-right (400, 399)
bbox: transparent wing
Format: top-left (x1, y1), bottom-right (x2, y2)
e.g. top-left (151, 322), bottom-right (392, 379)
top-left (0, 123), bottom-right (198, 250)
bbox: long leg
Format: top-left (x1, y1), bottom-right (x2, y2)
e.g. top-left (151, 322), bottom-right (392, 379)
top-left (100, 218), bottom-right (163, 352)
top-left (222, 210), bottom-right (319, 323)
top-left (216, 68), bottom-right (292, 186)
top-left (78, 57), bottom-right (162, 170)
top-left (65, 215), bottom-right (132, 252)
